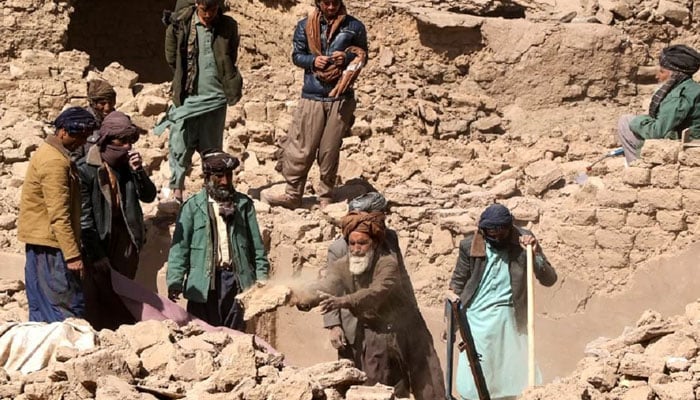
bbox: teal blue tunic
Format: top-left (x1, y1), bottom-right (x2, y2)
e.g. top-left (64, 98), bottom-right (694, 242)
top-left (456, 244), bottom-right (540, 400)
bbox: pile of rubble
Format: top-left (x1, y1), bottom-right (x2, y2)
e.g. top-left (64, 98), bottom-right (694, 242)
top-left (523, 301), bottom-right (700, 400)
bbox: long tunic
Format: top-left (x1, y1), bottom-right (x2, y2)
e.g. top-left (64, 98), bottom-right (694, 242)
top-left (456, 244), bottom-right (540, 400)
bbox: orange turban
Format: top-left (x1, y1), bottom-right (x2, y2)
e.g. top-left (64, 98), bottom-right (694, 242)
top-left (341, 211), bottom-right (386, 243)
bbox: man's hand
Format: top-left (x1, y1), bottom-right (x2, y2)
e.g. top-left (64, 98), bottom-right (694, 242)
top-left (328, 325), bottom-right (347, 349)
top-left (168, 288), bottom-right (182, 302)
top-left (66, 258), bottom-right (84, 279)
top-left (519, 235), bottom-right (539, 253)
top-left (318, 292), bottom-right (348, 313)
top-left (314, 55), bottom-right (331, 70)
top-left (128, 151), bottom-right (143, 171)
top-left (330, 51), bottom-right (346, 66)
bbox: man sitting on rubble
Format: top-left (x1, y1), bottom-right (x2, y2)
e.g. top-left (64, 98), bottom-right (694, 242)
top-left (294, 211), bottom-right (445, 400)
top-left (617, 44), bottom-right (700, 163)
top-left (167, 150), bottom-right (269, 331)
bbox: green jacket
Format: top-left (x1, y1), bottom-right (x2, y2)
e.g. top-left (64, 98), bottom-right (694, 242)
top-left (18, 136), bottom-right (82, 260)
top-left (630, 79), bottom-right (700, 140)
top-left (165, 6), bottom-right (242, 107)
top-left (167, 189), bottom-right (269, 303)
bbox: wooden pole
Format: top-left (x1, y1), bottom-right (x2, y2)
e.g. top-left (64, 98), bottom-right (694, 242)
top-left (526, 244), bottom-right (535, 387)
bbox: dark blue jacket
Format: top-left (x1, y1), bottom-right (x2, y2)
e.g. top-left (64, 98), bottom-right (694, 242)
top-left (292, 14), bottom-right (368, 101)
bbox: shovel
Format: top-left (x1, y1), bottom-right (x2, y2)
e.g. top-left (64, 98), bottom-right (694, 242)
top-left (574, 147), bottom-right (624, 184)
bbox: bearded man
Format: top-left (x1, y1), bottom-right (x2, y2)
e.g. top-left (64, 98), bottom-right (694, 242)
top-left (167, 150), bottom-right (269, 330)
top-left (447, 203), bottom-right (557, 400)
top-left (295, 211), bottom-right (445, 400)
top-left (617, 44), bottom-right (700, 163)
top-left (77, 111), bottom-right (157, 330)
top-left (263, 0), bottom-right (367, 209)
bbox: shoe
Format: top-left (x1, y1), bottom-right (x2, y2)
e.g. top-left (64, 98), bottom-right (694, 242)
top-left (262, 193), bottom-right (302, 210)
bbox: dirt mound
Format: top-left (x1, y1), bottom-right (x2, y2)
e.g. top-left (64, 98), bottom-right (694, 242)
top-left (523, 302), bottom-right (700, 400)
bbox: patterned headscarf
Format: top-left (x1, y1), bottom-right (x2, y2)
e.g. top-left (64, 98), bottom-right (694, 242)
top-left (53, 107), bottom-right (97, 134)
top-left (341, 211), bottom-right (386, 243)
top-left (659, 44), bottom-right (700, 75)
top-left (348, 192), bottom-right (388, 212)
top-left (202, 149), bottom-right (240, 175)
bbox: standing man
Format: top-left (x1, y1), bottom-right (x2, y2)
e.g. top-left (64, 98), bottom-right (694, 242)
top-left (448, 204), bottom-right (557, 400)
top-left (167, 150), bottom-right (269, 330)
top-left (263, 0), bottom-right (368, 209)
top-left (73, 79), bottom-right (117, 159)
top-left (156, 0), bottom-right (242, 204)
top-left (18, 107), bottom-right (97, 322)
top-left (617, 44), bottom-right (700, 163)
top-left (77, 111), bottom-right (157, 330)
top-left (294, 211), bottom-right (445, 400)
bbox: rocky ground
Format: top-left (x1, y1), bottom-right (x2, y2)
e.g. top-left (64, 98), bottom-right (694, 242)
top-left (1, 0), bottom-right (700, 398)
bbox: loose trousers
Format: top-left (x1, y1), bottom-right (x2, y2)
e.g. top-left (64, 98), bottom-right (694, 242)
top-left (281, 97), bottom-right (356, 200)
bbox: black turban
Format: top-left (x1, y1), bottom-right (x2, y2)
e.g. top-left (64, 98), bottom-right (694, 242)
top-left (478, 204), bottom-right (513, 230)
top-left (53, 107), bottom-right (97, 135)
top-left (659, 44), bottom-right (700, 75)
top-left (202, 149), bottom-right (240, 175)
top-left (348, 192), bottom-right (388, 212)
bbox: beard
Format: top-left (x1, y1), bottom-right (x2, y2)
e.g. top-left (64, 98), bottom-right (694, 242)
top-left (206, 181), bottom-right (235, 203)
top-left (348, 249), bottom-right (373, 275)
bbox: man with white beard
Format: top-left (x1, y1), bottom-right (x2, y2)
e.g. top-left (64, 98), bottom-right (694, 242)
top-left (294, 211), bottom-right (445, 400)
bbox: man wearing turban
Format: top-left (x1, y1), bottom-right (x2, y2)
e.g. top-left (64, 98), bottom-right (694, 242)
top-left (295, 210), bottom-right (445, 400)
top-left (447, 203), bottom-right (557, 400)
top-left (76, 111), bottom-right (157, 330)
top-left (618, 44), bottom-right (700, 163)
top-left (72, 79), bottom-right (118, 159)
top-left (167, 149), bottom-right (269, 330)
top-left (18, 107), bottom-right (97, 322)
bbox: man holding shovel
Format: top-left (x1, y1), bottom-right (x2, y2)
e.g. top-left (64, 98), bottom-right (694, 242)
top-left (447, 204), bottom-right (557, 400)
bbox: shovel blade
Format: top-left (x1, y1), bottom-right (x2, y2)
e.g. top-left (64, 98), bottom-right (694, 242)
top-left (574, 172), bottom-right (588, 185)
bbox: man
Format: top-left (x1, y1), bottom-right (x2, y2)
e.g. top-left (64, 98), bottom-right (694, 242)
top-left (617, 44), bottom-right (700, 163)
top-left (263, 0), bottom-right (368, 209)
top-left (73, 79), bottom-right (117, 159)
top-left (18, 107), bottom-right (97, 322)
top-left (323, 192), bottom-right (421, 363)
top-left (77, 111), bottom-right (157, 330)
top-left (295, 211), bottom-right (445, 400)
top-left (167, 150), bottom-right (269, 330)
top-left (448, 204), bottom-right (557, 400)
top-left (156, 0), bottom-right (242, 203)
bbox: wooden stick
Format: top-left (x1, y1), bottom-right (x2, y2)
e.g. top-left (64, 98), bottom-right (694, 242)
top-left (526, 244), bottom-right (535, 387)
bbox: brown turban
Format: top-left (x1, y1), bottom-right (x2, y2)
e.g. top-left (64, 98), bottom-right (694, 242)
top-left (87, 79), bottom-right (116, 102)
top-left (341, 211), bottom-right (386, 243)
top-left (96, 111), bottom-right (140, 146)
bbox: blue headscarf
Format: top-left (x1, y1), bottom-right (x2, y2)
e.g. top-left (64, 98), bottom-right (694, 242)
top-left (53, 107), bottom-right (97, 135)
top-left (478, 204), bottom-right (513, 230)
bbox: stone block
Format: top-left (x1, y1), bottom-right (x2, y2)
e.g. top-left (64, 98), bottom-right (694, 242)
top-left (622, 166), bottom-right (651, 186)
top-left (650, 381), bottom-right (695, 400)
top-left (266, 101), bottom-right (286, 122)
top-left (117, 320), bottom-right (173, 354)
top-left (640, 139), bottom-right (679, 165)
top-left (678, 168), bottom-right (700, 190)
top-left (655, 210), bottom-right (686, 232)
top-left (619, 352), bottom-right (665, 377)
top-left (645, 332), bottom-right (698, 360)
top-left (595, 208), bottom-right (626, 228)
top-left (634, 227), bottom-right (676, 250)
top-left (567, 208), bottom-right (597, 225)
top-left (656, 0), bottom-right (691, 24)
top-left (596, 188), bottom-right (637, 207)
top-left (682, 190), bottom-right (700, 214)
top-left (431, 227), bottom-right (454, 255)
top-left (556, 225), bottom-right (596, 248)
top-left (527, 168), bottom-right (564, 195)
top-left (583, 249), bottom-right (628, 269)
top-left (621, 386), bottom-right (653, 400)
top-left (489, 178), bottom-right (518, 199)
top-left (595, 229), bottom-right (635, 251)
top-left (244, 101), bottom-right (267, 121)
top-left (136, 95), bottom-right (167, 116)
top-left (651, 164), bottom-right (679, 188)
top-left (678, 148), bottom-right (700, 167)
top-left (346, 384), bottom-right (395, 400)
top-left (102, 62), bottom-right (139, 88)
top-left (637, 188), bottom-right (682, 210)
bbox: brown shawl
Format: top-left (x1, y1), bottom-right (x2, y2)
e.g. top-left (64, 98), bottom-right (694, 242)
top-left (305, 8), bottom-right (348, 84)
